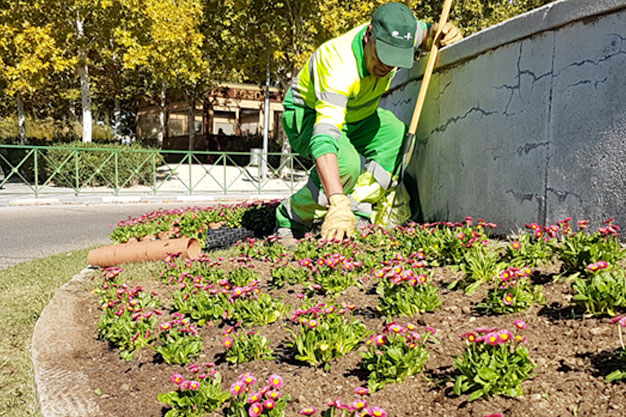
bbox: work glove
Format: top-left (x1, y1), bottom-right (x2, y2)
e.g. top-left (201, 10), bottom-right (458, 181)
top-left (321, 194), bottom-right (355, 241)
top-left (432, 22), bottom-right (463, 47)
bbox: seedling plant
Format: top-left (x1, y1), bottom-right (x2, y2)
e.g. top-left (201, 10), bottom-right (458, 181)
top-left (223, 329), bottom-right (276, 364)
top-left (375, 262), bottom-right (441, 317)
top-left (454, 321), bottom-right (535, 401)
top-left (361, 322), bottom-right (438, 391)
top-left (158, 366), bottom-right (230, 417)
top-left (476, 266), bottom-right (545, 314)
top-left (287, 303), bottom-right (370, 369)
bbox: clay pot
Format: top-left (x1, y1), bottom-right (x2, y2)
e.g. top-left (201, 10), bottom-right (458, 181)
top-left (87, 237), bottom-right (202, 267)
top-left (208, 222), bottom-right (225, 230)
top-left (158, 230), bottom-right (176, 240)
top-left (140, 234), bottom-right (157, 242)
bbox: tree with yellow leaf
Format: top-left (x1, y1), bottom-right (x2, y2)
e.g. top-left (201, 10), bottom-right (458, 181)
top-left (0, 3), bottom-right (70, 144)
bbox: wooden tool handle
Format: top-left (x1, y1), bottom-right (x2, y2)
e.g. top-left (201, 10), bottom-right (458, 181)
top-left (407, 0), bottom-right (454, 136)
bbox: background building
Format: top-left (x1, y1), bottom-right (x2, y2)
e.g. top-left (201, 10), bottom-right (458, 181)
top-left (135, 83), bottom-right (285, 153)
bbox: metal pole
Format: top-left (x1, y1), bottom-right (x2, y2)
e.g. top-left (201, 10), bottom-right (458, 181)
top-left (262, 47), bottom-right (270, 180)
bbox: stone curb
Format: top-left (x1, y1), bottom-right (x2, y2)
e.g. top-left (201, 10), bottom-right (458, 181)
top-left (31, 267), bottom-right (102, 417)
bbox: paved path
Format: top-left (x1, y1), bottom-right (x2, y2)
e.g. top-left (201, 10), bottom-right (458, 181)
top-left (0, 164), bottom-right (304, 268)
top-left (0, 164), bottom-right (306, 206)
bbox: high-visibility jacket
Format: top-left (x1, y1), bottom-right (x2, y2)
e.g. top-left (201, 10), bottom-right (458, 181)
top-left (283, 22), bottom-right (426, 161)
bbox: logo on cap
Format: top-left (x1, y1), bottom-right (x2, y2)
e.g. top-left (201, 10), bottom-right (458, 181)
top-left (391, 30), bottom-right (413, 41)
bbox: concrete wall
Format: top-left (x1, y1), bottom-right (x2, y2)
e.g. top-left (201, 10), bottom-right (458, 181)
top-left (381, 0), bottom-right (626, 233)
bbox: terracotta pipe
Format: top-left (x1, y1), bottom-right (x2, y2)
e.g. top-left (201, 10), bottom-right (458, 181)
top-left (87, 237), bottom-right (202, 267)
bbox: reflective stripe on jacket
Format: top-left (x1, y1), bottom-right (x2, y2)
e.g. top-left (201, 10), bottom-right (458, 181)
top-left (284, 22), bottom-right (425, 160)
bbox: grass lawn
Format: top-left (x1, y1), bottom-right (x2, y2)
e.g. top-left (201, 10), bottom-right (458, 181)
top-left (0, 245), bottom-right (235, 417)
top-left (0, 249), bottom-right (90, 417)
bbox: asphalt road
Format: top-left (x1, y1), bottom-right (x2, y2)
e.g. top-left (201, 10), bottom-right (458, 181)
top-left (0, 203), bottom-right (190, 269)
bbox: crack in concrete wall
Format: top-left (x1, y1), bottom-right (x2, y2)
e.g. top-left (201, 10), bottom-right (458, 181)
top-left (380, 0), bottom-right (626, 232)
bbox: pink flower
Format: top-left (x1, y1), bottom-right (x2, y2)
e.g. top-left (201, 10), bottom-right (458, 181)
top-left (373, 334), bottom-right (387, 346)
top-left (249, 402), bottom-right (263, 417)
top-left (388, 324), bottom-right (404, 334)
top-left (463, 332), bottom-right (477, 343)
top-left (367, 406), bottom-right (387, 417)
top-left (511, 241), bottom-right (521, 250)
top-left (223, 337), bottom-right (234, 349)
top-left (497, 329), bottom-right (513, 343)
top-left (247, 391), bottom-right (262, 404)
top-left (230, 381), bottom-right (245, 396)
top-left (609, 316), bottom-right (626, 327)
top-left (308, 320), bottom-right (319, 329)
top-left (181, 380), bottom-right (191, 390)
top-left (188, 381), bottom-right (200, 391)
top-left (475, 326), bottom-right (498, 334)
top-left (484, 332), bottom-right (500, 346)
top-left (299, 407), bottom-right (317, 416)
top-left (170, 373), bottom-right (183, 385)
top-left (240, 373), bottom-right (257, 385)
top-left (266, 389), bottom-right (281, 400)
top-left (502, 293), bottom-right (514, 306)
top-left (426, 326), bottom-right (436, 335)
top-left (354, 387), bottom-right (370, 396)
top-left (263, 399), bottom-right (276, 410)
top-left (268, 374), bottom-right (283, 389)
top-left (352, 399), bottom-right (368, 410)
top-left (514, 320), bottom-right (527, 330)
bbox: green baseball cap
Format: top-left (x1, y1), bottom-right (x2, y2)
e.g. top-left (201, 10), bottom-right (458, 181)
top-left (372, 2), bottom-right (418, 69)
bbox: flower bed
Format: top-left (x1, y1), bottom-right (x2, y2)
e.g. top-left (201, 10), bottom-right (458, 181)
top-left (80, 216), bottom-right (626, 416)
top-left (109, 200), bottom-right (280, 244)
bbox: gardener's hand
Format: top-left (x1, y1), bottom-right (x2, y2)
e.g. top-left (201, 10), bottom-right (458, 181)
top-left (321, 194), bottom-right (355, 241)
top-left (432, 22), bottom-right (463, 47)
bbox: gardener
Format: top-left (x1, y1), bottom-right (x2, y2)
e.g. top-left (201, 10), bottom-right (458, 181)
top-left (276, 2), bottom-right (462, 243)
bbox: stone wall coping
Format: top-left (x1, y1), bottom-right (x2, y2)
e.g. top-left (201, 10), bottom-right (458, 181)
top-left (391, 0), bottom-right (626, 90)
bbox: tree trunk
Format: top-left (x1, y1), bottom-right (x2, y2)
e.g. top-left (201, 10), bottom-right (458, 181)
top-left (279, 129), bottom-right (292, 179)
top-left (278, 77), bottom-right (292, 179)
top-left (76, 14), bottom-right (92, 143)
top-left (158, 86), bottom-right (166, 146)
top-left (113, 98), bottom-right (122, 141)
top-left (188, 95), bottom-right (196, 151)
top-left (16, 92), bottom-right (26, 145)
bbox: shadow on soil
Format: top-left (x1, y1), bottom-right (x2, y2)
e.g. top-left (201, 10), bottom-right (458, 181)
top-left (538, 302), bottom-right (583, 322)
top-left (576, 349), bottom-right (625, 378)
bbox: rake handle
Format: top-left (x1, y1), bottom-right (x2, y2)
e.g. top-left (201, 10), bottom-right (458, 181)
top-left (407, 0), bottom-right (454, 136)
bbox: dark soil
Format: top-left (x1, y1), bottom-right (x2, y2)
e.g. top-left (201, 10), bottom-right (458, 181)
top-left (68, 254), bottom-right (626, 417)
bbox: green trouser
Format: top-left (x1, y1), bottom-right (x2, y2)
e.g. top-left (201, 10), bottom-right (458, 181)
top-left (276, 105), bottom-right (406, 231)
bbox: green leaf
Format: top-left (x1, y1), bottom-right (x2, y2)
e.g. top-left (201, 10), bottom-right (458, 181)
top-left (453, 375), bottom-right (466, 395)
top-left (467, 389), bottom-right (484, 402)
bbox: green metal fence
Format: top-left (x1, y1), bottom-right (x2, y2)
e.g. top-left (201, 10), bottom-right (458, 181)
top-left (0, 145), bottom-right (312, 197)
